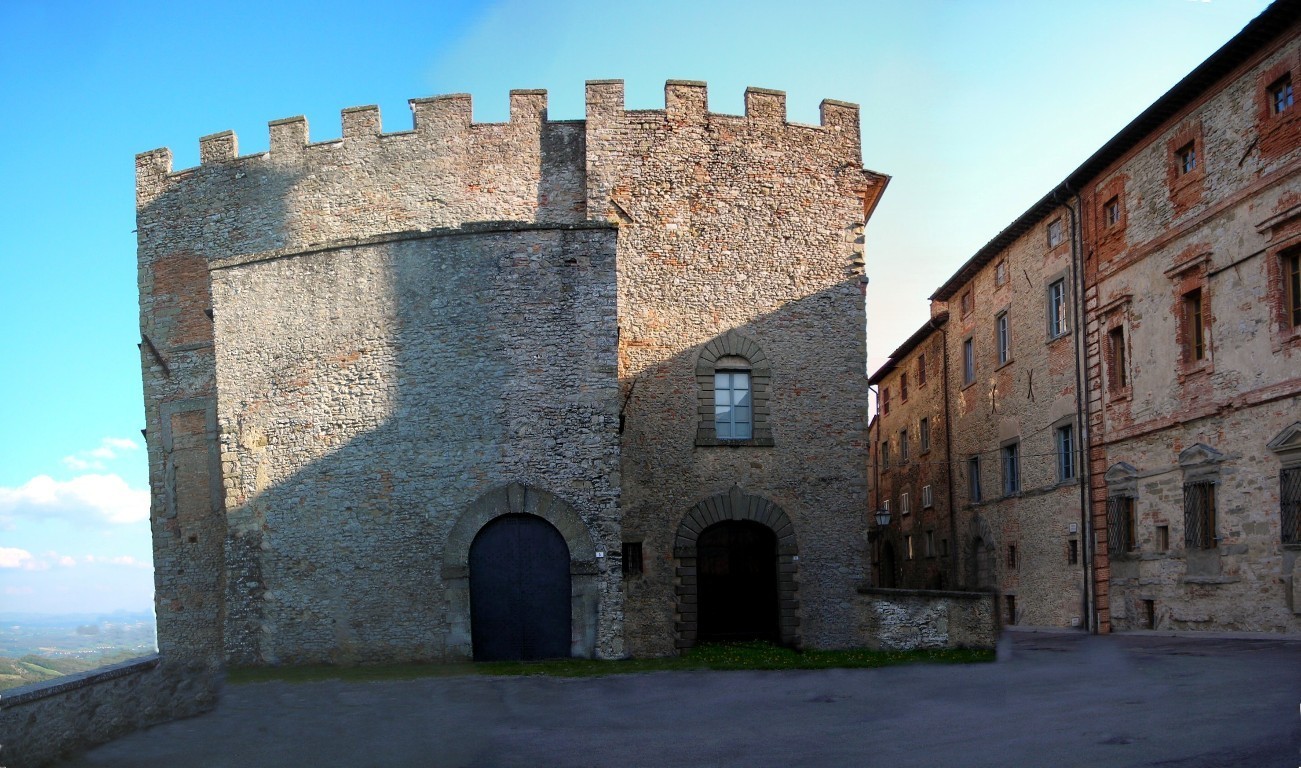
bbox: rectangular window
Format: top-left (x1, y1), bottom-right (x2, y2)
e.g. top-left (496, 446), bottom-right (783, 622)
top-left (906, 535), bottom-right (915, 560)
top-left (714, 371), bottom-right (752, 440)
top-left (995, 260), bottom-right (1008, 286)
top-left (1281, 467), bottom-right (1300, 545)
top-left (880, 441), bottom-right (890, 468)
top-left (1055, 424), bottom-right (1075, 482)
top-left (919, 417), bottom-right (931, 454)
top-left (882, 386), bottom-right (891, 415)
top-left (917, 353), bottom-right (927, 386)
top-left (1108, 326), bottom-right (1128, 389)
top-left (900, 491), bottom-right (911, 516)
top-left (968, 456), bottom-right (982, 503)
top-left (1068, 539), bottom-right (1078, 565)
top-left (1007, 544), bottom-right (1017, 570)
top-left (1002, 442), bottom-right (1020, 496)
top-left (1286, 250), bottom-right (1301, 329)
top-left (1107, 496), bottom-right (1136, 553)
top-left (940, 538), bottom-right (950, 557)
top-left (924, 531), bottom-right (936, 558)
top-left (921, 484), bottom-right (933, 508)
top-left (1183, 481), bottom-right (1217, 549)
top-left (1047, 217), bottom-right (1064, 248)
top-left (996, 312), bottom-right (1011, 365)
top-left (1271, 74), bottom-right (1295, 115)
top-left (1156, 525), bottom-right (1169, 553)
top-left (963, 338), bottom-right (975, 384)
top-left (960, 290), bottom-right (973, 317)
top-left (1104, 196), bottom-right (1121, 227)
top-left (900, 430), bottom-right (909, 463)
top-left (1005, 595), bottom-right (1017, 625)
top-left (1048, 279), bottom-right (1068, 338)
top-left (1177, 142), bottom-right (1196, 175)
top-left (1183, 288), bottom-right (1205, 362)
top-left (900, 372), bottom-right (909, 402)
top-left (621, 542), bottom-right (643, 577)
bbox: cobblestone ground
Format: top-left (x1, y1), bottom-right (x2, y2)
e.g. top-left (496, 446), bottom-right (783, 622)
top-left (60, 631), bottom-right (1301, 768)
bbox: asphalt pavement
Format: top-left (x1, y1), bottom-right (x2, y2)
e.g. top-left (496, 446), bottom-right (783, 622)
top-left (60, 631), bottom-right (1301, 768)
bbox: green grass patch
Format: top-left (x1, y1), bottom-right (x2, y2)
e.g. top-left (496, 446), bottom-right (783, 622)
top-left (228, 642), bottom-right (993, 685)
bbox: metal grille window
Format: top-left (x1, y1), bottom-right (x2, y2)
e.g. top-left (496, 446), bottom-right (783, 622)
top-left (1183, 481), bottom-right (1217, 549)
top-left (1282, 467), bottom-right (1301, 545)
top-left (714, 371), bottom-right (752, 440)
top-left (1107, 495), bottom-right (1136, 554)
top-left (1001, 442), bottom-right (1020, 496)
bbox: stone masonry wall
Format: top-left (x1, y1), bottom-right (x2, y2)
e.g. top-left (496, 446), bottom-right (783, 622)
top-left (585, 81), bottom-right (887, 653)
top-left (857, 587), bottom-right (998, 651)
top-left (941, 207), bottom-right (1088, 629)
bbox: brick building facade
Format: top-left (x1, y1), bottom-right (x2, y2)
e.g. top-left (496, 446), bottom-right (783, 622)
top-left (868, 0), bottom-right (1301, 635)
top-left (136, 82), bottom-right (887, 666)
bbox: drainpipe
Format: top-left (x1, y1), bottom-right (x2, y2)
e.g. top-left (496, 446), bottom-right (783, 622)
top-left (1058, 185), bottom-right (1095, 633)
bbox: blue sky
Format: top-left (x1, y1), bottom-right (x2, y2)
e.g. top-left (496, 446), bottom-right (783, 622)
top-left (0, 0), bottom-right (1270, 615)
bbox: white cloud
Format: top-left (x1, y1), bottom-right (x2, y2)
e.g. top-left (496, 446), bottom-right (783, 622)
top-left (0, 547), bottom-right (36, 569)
top-left (82, 554), bottom-right (151, 569)
top-left (61, 437), bottom-right (141, 472)
top-left (0, 474), bottom-right (149, 525)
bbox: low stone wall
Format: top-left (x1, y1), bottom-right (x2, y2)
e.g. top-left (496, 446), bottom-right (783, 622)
top-left (0, 654), bottom-right (219, 768)
top-left (857, 586), bottom-right (999, 651)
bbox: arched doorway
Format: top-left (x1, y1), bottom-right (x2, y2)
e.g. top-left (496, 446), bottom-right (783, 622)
top-left (880, 541), bottom-right (897, 588)
top-left (469, 514), bottom-right (571, 661)
top-left (697, 521), bottom-right (778, 643)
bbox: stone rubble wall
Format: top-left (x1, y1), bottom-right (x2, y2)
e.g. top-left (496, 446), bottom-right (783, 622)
top-left (857, 587), bottom-right (998, 650)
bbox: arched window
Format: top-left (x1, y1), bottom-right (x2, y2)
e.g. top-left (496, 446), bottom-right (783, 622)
top-left (695, 332), bottom-right (773, 446)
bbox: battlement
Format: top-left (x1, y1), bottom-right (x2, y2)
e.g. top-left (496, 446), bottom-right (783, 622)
top-left (136, 81), bottom-right (861, 181)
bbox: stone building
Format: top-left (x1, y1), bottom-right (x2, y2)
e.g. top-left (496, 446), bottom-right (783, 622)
top-left (867, 0), bottom-right (1301, 635)
top-left (867, 313), bottom-right (955, 591)
top-left (136, 81), bottom-right (887, 666)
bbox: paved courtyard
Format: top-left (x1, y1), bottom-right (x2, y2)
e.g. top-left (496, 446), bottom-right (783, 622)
top-left (62, 631), bottom-right (1300, 768)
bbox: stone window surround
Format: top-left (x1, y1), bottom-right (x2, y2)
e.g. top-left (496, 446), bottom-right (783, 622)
top-left (1098, 294), bottom-right (1133, 401)
top-left (1165, 119), bottom-right (1205, 214)
top-left (1178, 443), bottom-right (1224, 550)
top-left (672, 486), bottom-right (800, 649)
top-left (1267, 422), bottom-right (1301, 548)
top-left (695, 332), bottom-right (774, 447)
top-left (1105, 461), bottom-right (1139, 558)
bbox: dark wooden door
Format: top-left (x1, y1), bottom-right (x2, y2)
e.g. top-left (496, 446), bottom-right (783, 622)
top-left (469, 514), bottom-right (571, 661)
top-left (697, 521), bottom-right (778, 643)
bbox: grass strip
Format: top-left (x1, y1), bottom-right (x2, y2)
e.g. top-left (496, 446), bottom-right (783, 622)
top-left (228, 642), bottom-right (993, 684)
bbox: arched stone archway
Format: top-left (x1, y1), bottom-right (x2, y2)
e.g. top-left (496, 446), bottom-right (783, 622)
top-left (672, 485), bottom-right (800, 649)
top-left (443, 483), bottom-right (600, 660)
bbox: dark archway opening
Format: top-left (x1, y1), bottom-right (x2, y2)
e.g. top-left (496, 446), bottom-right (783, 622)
top-left (697, 521), bottom-right (778, 643)
top-left (880, 541), bottom-right (897, 588)
top-left (469, 514), bottom-right (571, 661)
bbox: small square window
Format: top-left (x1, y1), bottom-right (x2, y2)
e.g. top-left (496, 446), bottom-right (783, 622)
top-left (1271, 74), bottom-right (1294, 115)
top-left (1176, 142), bottom-right (1196, 175)
top-left (996, 312), bottom-right (1011, 365)
top-left (1047, 217), bottom-right (1065, 248)
top-left (960, 290), bottom-right (973, 317)
top-left (621, 542), bottom-right (643, 578)
top-left (995, 260), bottom-right (1008, 286)
top-left (963, 338), bottom-right (975, 385)
top-left (1104, 196), bottom-right (1121, 227)
top-left (919, 417), bottom-right (931, 454)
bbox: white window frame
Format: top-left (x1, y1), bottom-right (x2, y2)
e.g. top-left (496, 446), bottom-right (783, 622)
top-left (714, 370), bottom-right (753, 440)
top-left (922, 484), bottom-right (933, 508)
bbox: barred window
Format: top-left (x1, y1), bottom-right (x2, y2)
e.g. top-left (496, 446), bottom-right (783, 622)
top-left (1183, 481), bottom-right (1217, 549)
top-left (1107, 495), bottom-right (1136, 554)
top-left (1282, 467), bottom-right (1300, 545)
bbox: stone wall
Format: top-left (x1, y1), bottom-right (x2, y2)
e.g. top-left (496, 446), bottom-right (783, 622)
top-left (0, 656), bottom-right (217, 768)
top-left (857, 587), bottom-right (998, 650)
